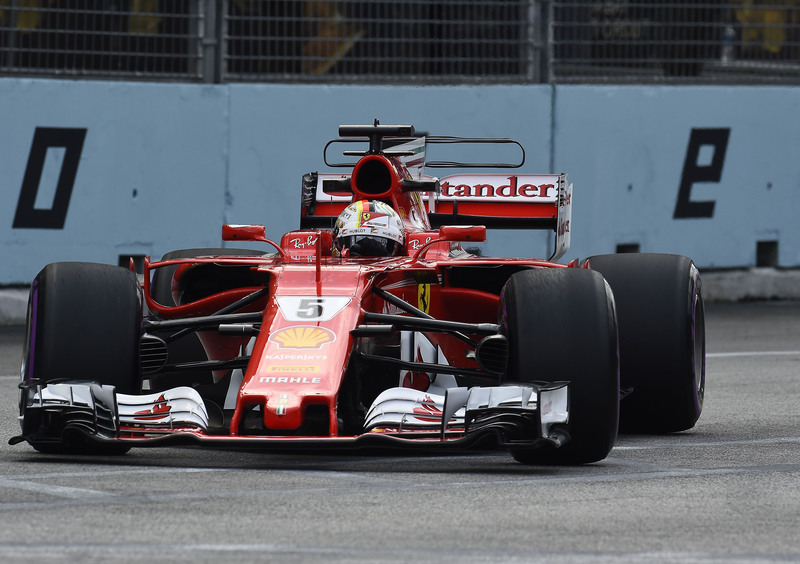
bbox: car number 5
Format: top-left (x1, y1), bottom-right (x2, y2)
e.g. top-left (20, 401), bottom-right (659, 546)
top-left (277, 296), bottom-right (351, 322)
top-left (296, 298), bottom-right (324, 319)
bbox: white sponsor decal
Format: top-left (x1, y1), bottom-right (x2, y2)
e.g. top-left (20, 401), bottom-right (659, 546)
top-left (288, 235), bottom-right (319, 249)
top-left (408, 236), bottom-right (433, 250)
top-left (265, 353), bottom-right (328, 361)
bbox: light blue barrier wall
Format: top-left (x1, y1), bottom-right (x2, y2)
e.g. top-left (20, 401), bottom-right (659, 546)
top-left (555, 86), bottom-right (800, 267)
top-left (1, 79), bottom-right (230, 285)
top-left (1, 78), bottom-right (797, 285)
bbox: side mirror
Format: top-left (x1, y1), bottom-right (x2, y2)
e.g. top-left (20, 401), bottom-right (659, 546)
top-left (438, 225), bottom-right (486, 243)
top-left (222, 224), bottom-right (267, 242)
top-left (413, 225), bottom-right (487, 261)
top-left (221, 224), bottom-right (287, 260)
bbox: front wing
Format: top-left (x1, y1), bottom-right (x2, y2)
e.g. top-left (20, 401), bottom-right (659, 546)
top-left (12, 381), bottom-right (570, 455)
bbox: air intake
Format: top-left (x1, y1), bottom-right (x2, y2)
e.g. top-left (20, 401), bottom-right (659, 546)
top-left (352, 155), bottom-right (395, 196)
top-left (140, 334), bottom-right (168, 374)
top-left (474, 334), bottom-right (509, 374)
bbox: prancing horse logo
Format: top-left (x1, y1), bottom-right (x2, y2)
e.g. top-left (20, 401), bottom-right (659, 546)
top-left (418, 284), bottom-right (430, 314)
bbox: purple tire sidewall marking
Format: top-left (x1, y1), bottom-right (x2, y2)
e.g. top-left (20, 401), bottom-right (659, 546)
top-left (27, 280), bottom-right (38, 382)
top-left (689, 269), bottom-right (704, 410)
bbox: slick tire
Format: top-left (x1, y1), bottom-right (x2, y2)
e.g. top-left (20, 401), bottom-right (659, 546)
top-left (500, 268), bottom-right (620, 465)
top-left (21, 262), bottom-right (141, 454)
top-left (587, 253), bottom-right (705, 433)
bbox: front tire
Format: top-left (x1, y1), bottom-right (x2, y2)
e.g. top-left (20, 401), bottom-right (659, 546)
top-left (500, 268), bottom-right (620, 464)
top-left (20, 262), bottom-right (142, 454)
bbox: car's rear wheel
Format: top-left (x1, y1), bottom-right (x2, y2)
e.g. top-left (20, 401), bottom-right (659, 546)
top-left (500, 268), bottom-right (619, 464)
top-left (587, 253), bottom-right (705, 432)
top-left (20, 262), bottom-right (141, 454)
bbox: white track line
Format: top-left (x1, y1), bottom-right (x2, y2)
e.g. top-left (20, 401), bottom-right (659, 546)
top-left (707, 350), bottom-right (800, 358)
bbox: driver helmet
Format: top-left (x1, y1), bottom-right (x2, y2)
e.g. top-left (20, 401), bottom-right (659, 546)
top-left (332, 200), bottom-right (404, 257)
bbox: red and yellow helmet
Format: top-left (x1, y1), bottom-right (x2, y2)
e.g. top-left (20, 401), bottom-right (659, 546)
top-left (332, 200), bottom-right (404, 257)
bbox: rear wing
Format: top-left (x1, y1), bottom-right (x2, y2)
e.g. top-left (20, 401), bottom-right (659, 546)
top-left (299, 124), bottom-right (572, 261)
top-left (431, 172), bottom-right (572, 261)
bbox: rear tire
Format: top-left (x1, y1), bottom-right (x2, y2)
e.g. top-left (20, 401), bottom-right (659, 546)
top-left (500, 268), bottom-right (619, 464)
top-left (587, 253), bottom-right (705, 433)
top-left (20, 262), bottom-right (141, 454)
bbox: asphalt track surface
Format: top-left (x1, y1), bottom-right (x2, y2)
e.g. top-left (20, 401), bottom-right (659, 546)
top-left (0, 302), bottom-right (798, 564)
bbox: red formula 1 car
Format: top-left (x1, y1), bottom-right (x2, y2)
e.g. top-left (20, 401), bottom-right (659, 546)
top-left (12, 122), bottom-right (705, 464)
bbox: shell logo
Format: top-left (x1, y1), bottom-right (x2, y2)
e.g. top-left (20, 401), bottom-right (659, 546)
top-left (269, 326), bottom-right (335, 349)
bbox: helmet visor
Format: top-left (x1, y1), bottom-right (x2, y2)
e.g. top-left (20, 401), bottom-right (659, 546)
top-left (337, 235), bottom-right (401, 257)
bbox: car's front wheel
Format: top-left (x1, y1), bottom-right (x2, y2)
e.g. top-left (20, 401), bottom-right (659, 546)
top-left (20, 262), bottom-right (141, 454)
top-left (500, 267), bottom-right (620, 464)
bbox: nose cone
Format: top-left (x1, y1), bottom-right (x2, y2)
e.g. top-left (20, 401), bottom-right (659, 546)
top-left (264, 391), bottom-right (304, 430)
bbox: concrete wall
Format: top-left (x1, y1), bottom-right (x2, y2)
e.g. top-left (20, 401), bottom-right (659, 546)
top-left (555, 86), bottom-right (800, 267)
top-left (1, 78), bottom-right (797, 285)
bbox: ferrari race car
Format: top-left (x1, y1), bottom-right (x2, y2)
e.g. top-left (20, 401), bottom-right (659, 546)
top-left (11, 122), bottom-right (705, 465)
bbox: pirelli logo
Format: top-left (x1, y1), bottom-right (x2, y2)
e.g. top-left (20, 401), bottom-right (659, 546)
top-left (266, 365), bottom-right (320, 373)
top-left (269, 326), bottom-right (336, 349)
